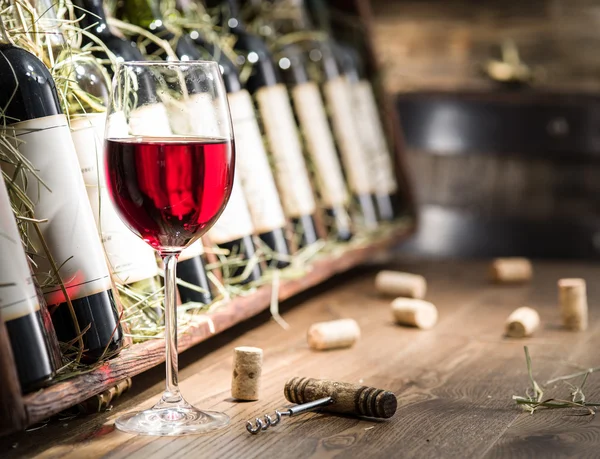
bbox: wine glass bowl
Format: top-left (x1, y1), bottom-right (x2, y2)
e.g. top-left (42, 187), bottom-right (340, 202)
top-left (105, 61), bottom-right (235, 252)
top-left (104, 61), bottom-right (234, 436)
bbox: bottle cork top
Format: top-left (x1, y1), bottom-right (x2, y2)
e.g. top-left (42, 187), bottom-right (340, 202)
top-left (558, 278), bottom-right (586, 287)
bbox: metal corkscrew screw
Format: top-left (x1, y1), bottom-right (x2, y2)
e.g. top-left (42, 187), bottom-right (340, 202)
top-left (246, 397), bottom-right (334, 434)
top-left (246, 377), bottom-right (397, 435)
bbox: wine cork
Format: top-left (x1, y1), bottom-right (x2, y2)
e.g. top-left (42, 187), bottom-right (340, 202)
top-left (231, 346), bottom-right (263, 401)
top-left (391, 298), bottom-right (438, 329)
top-left (375, 270), bottom-right (427, 299)
top-left (307, 319), bottom-right (360, 351)
top-left (79, 377), bottom-right (132, 413)
top-left (558, 278), bottom-right (588, 331)
top-left (489, 258), bottom-right (533, 283)
top-left (285, 377), bottom-right (397, 419)
top-left (505, 307), bottom-right (540, 338)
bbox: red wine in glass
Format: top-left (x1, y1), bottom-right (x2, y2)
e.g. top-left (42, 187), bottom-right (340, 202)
top-left (105, 137), bottom-right (234, 252)
top-left (105, 60), bottom-right (234, 437)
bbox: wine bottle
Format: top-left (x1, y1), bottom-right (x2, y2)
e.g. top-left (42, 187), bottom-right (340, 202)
top-left (303, 0), bottom-right (404, 221)
top-left (335, 42), bottom-right (404, 221)
top-left (74, 0), bottom-right (215, 300)
top-left (243, 1), bottom-right (353, 241)
top-left (73, 0), bottom-right (159, 104)
top-left (0, 40), bottom-right (123, 362)
top-left (177, 1), bottom-right (291, 269)
top-left (207, 0), bottom-right (322, 250)
top-left (41, 4), bottom-right (163, 321)
top-left (118, 0), bottom-right (206, 62)
top-left (121, 0), bottom-right (262, 285)
top-left (0, 172), bottom-right (57, 392)
top-left (266, 0), bottom-right (381, 230)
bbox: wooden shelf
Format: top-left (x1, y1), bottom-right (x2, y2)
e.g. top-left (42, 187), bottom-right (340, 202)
top-left (19, 225), bottom-right (412, 429)
top-left (0, 0), bottom-right (415, 437)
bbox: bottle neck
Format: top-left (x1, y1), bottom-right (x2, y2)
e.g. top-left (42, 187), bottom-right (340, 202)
top-left (303, 0), bottom-right (332, 34)
top-left (266, 0), bottom-right (341, 81)
top-left (175, 1), bottom-right (243, 93)
top-left (336, 42), bottom-right (365, 81)
top-left (72, 0), bottom-right (114, 40)
top-left (205, 0), bottom-right (244, 31)
top-left (123, 0), bottom-right (172, 37)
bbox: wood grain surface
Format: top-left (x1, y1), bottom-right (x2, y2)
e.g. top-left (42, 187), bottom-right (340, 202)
top-left (370, 0), bottom-right (600, 94)
top-left (1, 260), bottom-right (599, 458)
top-left (15, 225), bottom-right (411, 431)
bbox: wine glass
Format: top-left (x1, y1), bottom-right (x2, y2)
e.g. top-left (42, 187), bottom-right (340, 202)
top-left (104, 61), bottom-right (234, 436)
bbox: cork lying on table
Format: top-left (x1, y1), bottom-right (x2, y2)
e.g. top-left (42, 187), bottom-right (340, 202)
top-left (489, 258), bottom-right (533, 283)
top-left (558, 278), bottom-right (588, 331)
top-left (505, 307), bottom-right (540, 338)
top-left (375, 270), bottom-right (427, 299)
top-left (307, 319), bottom-right (360, 351)
top-left (391, 298), bottom-right (438, 329)
top-left (231, 346), bottom-right (263, 401)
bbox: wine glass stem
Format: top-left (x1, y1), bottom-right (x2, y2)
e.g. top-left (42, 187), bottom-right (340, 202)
top-left (162, 253), bottom-right (182, 404)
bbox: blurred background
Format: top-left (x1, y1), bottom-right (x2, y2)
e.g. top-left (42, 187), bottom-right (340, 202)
top-left (369, 0), bottom-right (600, 259)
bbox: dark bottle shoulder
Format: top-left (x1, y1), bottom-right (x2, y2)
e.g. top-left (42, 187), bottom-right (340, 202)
top-left (175, 35), bottom-right (202, 61)
top-left (189, 35), bottom-right (242, 93)
top-left (232, 29), bottom-right (270, 57)
top-left (232, 30), bottom-right (281, 89)
top-left (104, 36), bottom-right (146, 61)
top-left (0, 44), bottom-right (62, 121)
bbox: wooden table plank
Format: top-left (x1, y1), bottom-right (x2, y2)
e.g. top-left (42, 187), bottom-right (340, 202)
top-left (1, 260), bottom-right (599, 459)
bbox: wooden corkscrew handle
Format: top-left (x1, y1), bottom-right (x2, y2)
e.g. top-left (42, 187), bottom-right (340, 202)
top-left (284, 377), bottom-right (397, 419)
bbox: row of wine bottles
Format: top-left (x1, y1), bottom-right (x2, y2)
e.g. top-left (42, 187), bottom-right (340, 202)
top-left (0, 0), bottom-right (405, 393)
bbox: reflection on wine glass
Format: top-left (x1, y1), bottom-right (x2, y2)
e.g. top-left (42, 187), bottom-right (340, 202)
top-left (104, 61), bottom-right (234, 436)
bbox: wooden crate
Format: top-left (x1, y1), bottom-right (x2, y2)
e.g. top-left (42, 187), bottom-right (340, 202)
top-left (0, 0), bottom-right (415, 436)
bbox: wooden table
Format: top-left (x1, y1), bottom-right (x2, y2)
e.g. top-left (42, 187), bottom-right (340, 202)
top-left (1, 260), bottom-right (599, 458)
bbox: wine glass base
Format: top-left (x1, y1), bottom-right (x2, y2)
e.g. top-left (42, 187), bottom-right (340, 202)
top-left (115, 400), bottom-right (229, 436)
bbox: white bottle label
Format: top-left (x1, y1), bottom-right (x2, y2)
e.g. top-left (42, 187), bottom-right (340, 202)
top-left (180, 240), bottom-right (205, 262)
top-left (70, 114), bottom-right (106, 186)
top-left (255, 84), bottom-right (317, 218)
top-left (353, 80), bottom-right (398, 195)
top-left (0, 174), bottom-right (40, 321)
top-left (2, 114), bottom-right (112, 305)
top-left (70, 114), bottom-right (160, 286)
top-left (207, 174), bottom-right (254, 244)
top-left (323, 77), bottom-right (374, 195)
top-left (227, 90), bottom-right (287, 233)
top-left (291, 82), bottom-right (349, 208)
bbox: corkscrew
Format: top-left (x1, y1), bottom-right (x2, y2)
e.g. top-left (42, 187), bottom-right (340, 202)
top-left (246, 396), bottom-right (334, 434)
top-left (246, 377), bottom-right (397, 435)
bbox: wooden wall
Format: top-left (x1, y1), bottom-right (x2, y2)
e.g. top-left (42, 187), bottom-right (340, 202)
top-left (370, 0), bottom-right (600, 94)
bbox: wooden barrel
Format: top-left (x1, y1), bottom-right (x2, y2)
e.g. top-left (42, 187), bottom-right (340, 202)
top-left (396, 92), bottom-right (600, 259)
